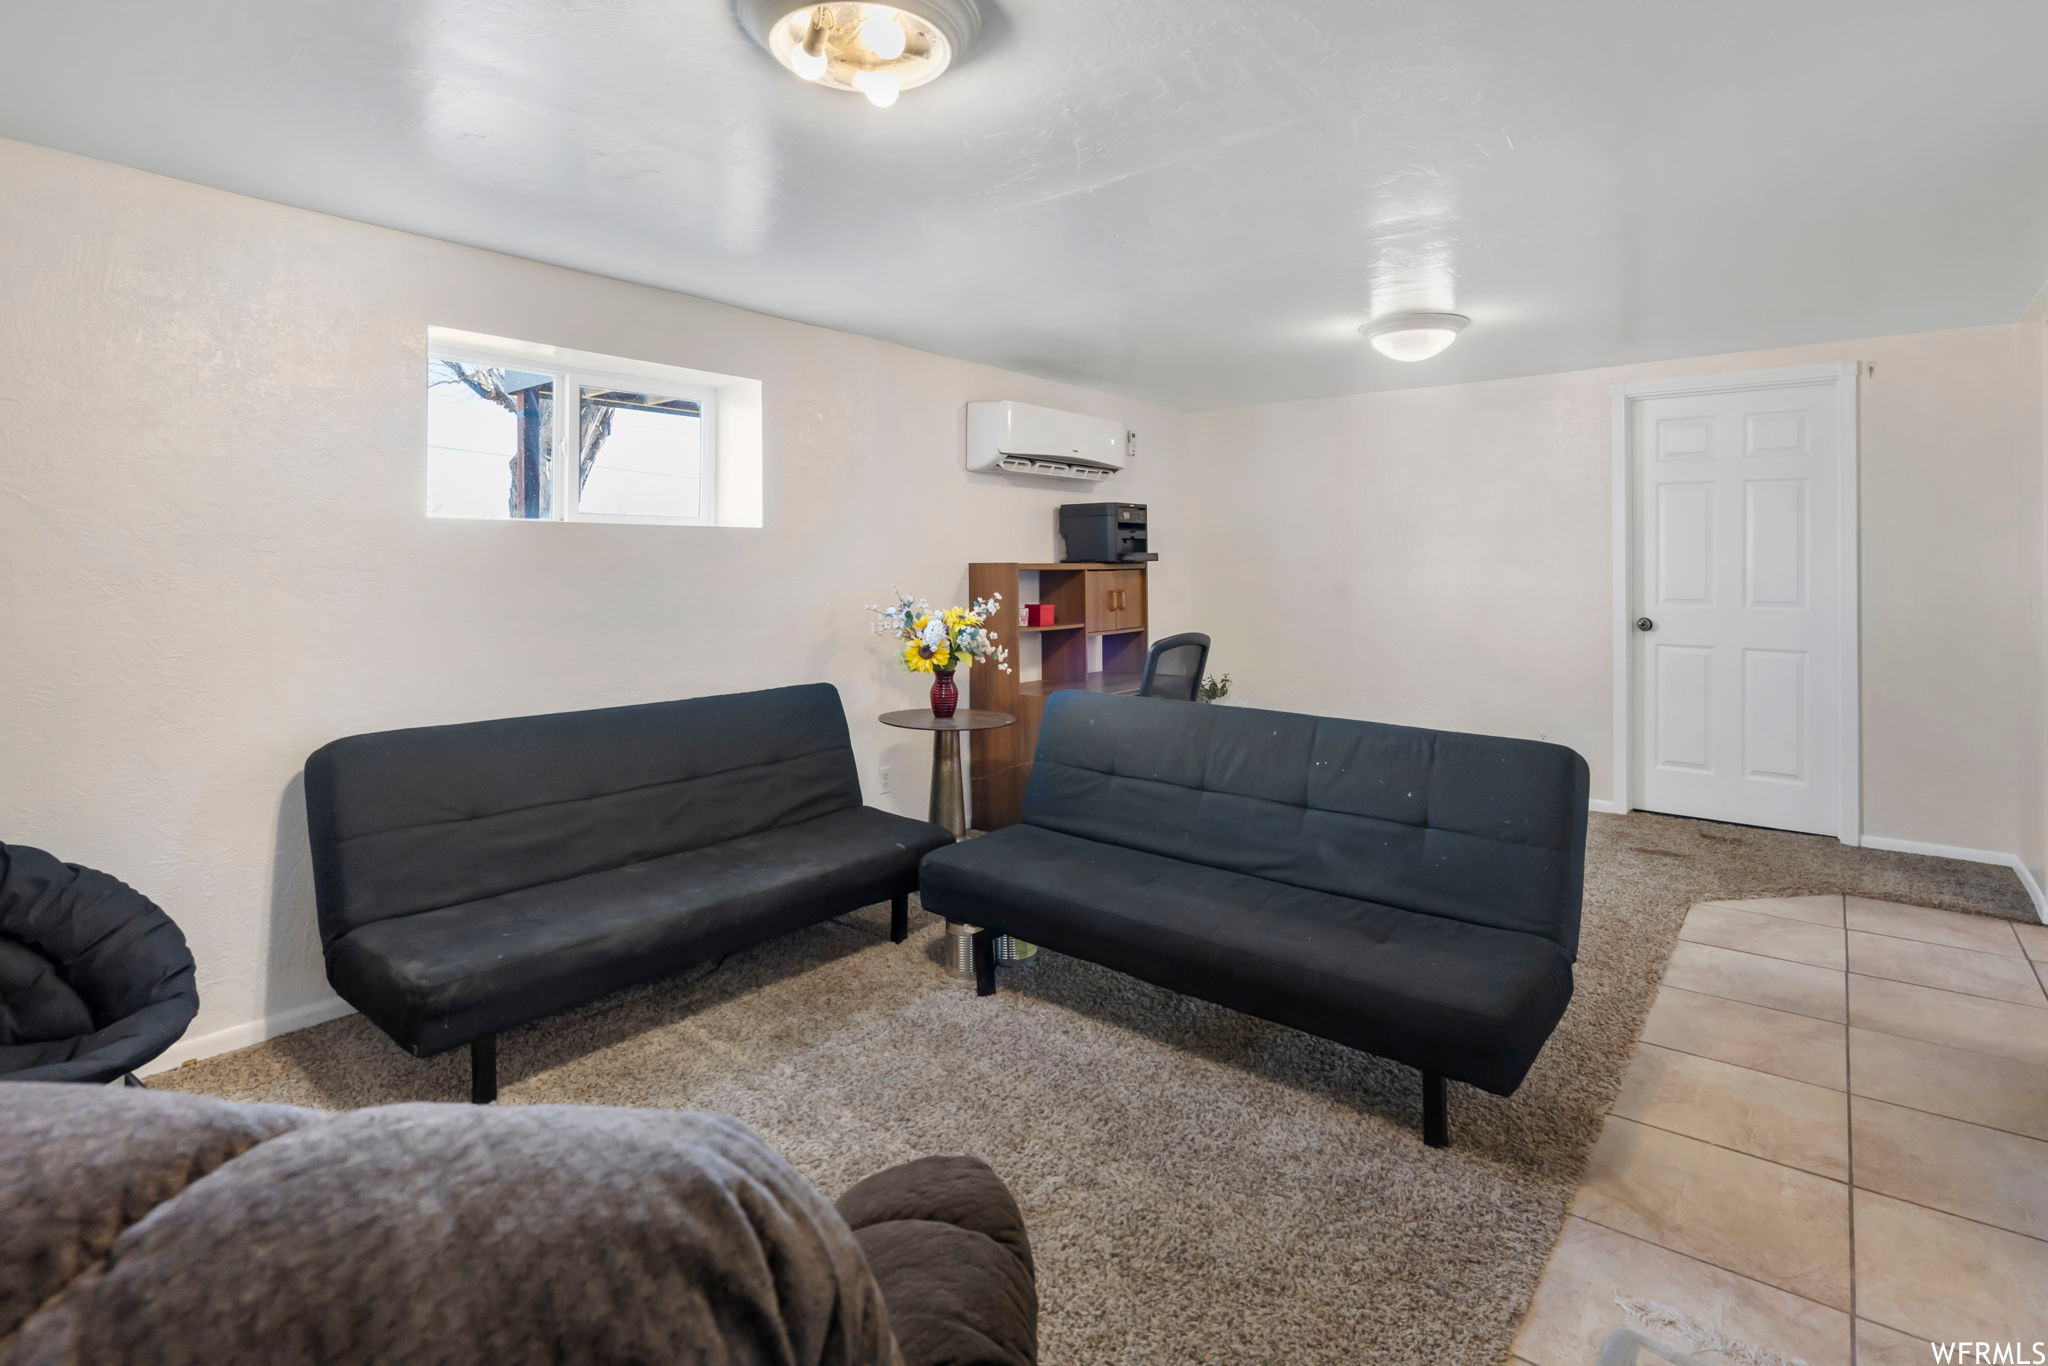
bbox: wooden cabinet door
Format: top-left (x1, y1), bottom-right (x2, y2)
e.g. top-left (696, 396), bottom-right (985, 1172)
top-left (1086, 570), bottom-right (1117, 632)
top-left (1085, 568), bottom-right (1147, 632)
top-left (1108, 570), bottom-right (1146, 631)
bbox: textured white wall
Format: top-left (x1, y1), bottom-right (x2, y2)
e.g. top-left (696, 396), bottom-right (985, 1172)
top-left (1182, 327), bottom-right (2042, 866)
top-left (0, 139), bottom-right (1187, 1054)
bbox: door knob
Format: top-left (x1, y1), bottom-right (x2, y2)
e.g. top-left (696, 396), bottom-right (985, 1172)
top-left (1635, 617), bottom-right (1655, 632)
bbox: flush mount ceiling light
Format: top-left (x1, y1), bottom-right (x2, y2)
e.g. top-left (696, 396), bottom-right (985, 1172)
top-left (1360, 312), bottom-right (1470, 362)
top-left (739, 0), bottom-right (983, 108)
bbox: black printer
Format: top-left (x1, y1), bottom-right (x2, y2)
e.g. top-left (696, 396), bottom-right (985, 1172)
top-left (1060, 503), bottom-right (1156, 563)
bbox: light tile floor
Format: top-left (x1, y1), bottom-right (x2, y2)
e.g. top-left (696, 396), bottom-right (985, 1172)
top-left (1513, 895), bottom-right (2048, 1366)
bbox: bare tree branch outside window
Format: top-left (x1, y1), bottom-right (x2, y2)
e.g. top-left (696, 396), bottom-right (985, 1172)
top-left (432, 363), bottom-right (704, 517)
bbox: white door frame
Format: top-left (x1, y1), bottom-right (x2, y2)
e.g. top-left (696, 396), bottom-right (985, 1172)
top-left (1609, 360), bottom-right (1862, 845)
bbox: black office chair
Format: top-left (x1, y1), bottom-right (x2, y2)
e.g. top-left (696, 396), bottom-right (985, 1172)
top-left (1139, 632), bottom-right (1211, 702)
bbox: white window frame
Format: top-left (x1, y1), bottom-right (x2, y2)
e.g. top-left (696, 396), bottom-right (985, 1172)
top-left (565, 362), bottom-right (718, 527)
top-left (427, 341), bottom-right (719, 527)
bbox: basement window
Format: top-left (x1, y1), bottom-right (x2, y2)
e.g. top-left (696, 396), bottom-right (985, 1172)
top-left (425, 329), bottom-right (763, 527)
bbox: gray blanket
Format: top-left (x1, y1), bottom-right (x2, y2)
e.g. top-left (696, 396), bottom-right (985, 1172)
top-left (0, 1084), bottom-right (904, 1365)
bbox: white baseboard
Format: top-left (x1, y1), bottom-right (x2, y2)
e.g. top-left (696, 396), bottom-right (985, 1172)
top-left (1858, 835), bottom-right (2047, 923)
top-left (139, 995), bottom-right (357, 1078)
top-left (2018, 861), bottom-right (2048, 923)
top-left (1588, 799), bottom-right (1623, 815)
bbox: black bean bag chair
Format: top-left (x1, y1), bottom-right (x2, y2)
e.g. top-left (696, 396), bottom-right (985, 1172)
top-left (0, 843), bottom-right (198, 1084)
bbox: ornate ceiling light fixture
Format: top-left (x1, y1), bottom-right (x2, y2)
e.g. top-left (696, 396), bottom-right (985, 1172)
top-left (738, 1), bottom-right (983, 108)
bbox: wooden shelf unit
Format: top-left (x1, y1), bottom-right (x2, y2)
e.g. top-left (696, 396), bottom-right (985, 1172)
top-left (1016, 672), bottom-right (1145, 698)
top-left (967, 561), bottom-right (1150, 830)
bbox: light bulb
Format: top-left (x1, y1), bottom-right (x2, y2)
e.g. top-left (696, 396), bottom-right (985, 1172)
top-left (858, 9), bottom-right (907, 59)
top-left (787, 12), bottom-right (828, 80)
top-left (852, 67), bottom-right (899, 107)
top-left (790, 43), bottom-right (827, 79)
top-left (1360, 312), bottom-right (1469, 361)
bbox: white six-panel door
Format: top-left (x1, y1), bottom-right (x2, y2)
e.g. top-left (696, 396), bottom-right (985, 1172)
top-left (1627, 372), bottom-right (1850, 837)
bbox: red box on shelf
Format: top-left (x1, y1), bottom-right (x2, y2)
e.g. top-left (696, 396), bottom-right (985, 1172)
top-left (1025, 603), bottom-right (1056, 627)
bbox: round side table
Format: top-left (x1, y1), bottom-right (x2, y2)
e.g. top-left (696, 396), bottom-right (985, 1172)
top-left (878, 707), bottom-right (1017, 977)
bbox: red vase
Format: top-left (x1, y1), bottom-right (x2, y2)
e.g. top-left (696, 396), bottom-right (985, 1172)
top-left (930, 669), bottom-right (959, 719)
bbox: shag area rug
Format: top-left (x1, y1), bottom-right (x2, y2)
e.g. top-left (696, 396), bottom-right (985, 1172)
top-left (157, 812), bottom-right (2035, 1365)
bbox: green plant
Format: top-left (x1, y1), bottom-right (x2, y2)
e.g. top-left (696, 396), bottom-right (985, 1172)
top-left (1197, 673), bottom-right (1231, 703)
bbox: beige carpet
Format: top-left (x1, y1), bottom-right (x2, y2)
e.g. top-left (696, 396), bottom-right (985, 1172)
top-left (157, 812), bottom-right (2036, 1365)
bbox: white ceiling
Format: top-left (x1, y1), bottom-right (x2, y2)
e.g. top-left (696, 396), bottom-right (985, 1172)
top-left (4, 1), bottom-right (2047, 410)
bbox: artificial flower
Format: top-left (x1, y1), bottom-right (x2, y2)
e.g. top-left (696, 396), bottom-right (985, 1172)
top-left (869, 589), bottom-right (1011, 676)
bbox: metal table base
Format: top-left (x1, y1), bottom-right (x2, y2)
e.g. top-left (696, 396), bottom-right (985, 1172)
top-left (876, 707), bottom-right (1026, 978)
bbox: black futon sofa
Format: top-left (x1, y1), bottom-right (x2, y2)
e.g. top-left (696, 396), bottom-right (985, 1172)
top-left (919, 691), bottom-right (1588, 1146)
top-left (305, 684), bottom-right (952, 1101)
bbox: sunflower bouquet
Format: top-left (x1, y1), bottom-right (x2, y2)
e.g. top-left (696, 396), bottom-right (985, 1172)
top-left (866, 590), bottom-right (1012, 675)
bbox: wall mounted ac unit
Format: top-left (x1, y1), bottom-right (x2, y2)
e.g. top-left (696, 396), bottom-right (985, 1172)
top-left (965, 401), bottom-right (1126, 481)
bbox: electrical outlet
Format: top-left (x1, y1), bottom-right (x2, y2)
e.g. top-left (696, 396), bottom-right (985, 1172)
top-left (878, 764), bottom-right (893, 795)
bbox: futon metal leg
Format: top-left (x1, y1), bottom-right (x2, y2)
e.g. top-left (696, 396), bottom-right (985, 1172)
top-left (890, 891), bottom-right (910, 944)
top-left (972, 929), bottom-right (998, 997)
top-left (1422, 1070), bottom-right (1448, 1148)
top-left (122, 1072), bottom-right (147, 1089)
top-left (471, 1035), bottom-right (497, 1105)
